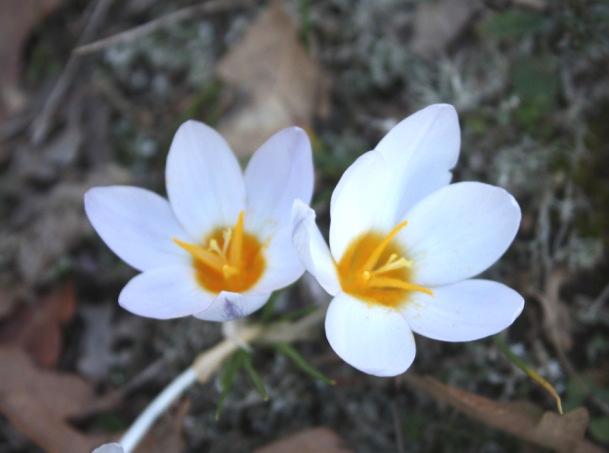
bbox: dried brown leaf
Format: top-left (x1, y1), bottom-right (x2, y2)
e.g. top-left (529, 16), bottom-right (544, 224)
top-left (0, 284), bottom-right (24, 320)
top-left (254, 427), bottom-right (352, 453)
top-left (411, 0), bottom-right (479, 57)
top-left (0, 346), bottom-right (105, 453)
top-left (13, 165), bottom-right (130, 283)
top-left (404, 374), bottom-right (602, 453)
top-left (217, 0), bottom-right (329, 156)
top-left (538, 269), bottom-right (574, 353)
top-left (0, 280), bottom-right (76, 367)
top-left (0, 0), bottom-right (62, 121)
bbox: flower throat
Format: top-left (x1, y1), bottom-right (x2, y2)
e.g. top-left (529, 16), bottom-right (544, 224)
top-left (336, 220), bottom-right (432, 308)
top-left (174, 211), bottom-right (265, 293)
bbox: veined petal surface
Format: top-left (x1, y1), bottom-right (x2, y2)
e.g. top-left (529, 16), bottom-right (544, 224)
top-left (166, 120), bottom-right (245, 240)
top-left (325, 293), bottom-right (416, 377)
top-left (402, 279), bottom-right (524, 341)
top-left (84, 186), bottom-right (190, 272)
top-left (253, 225), bottom-right (305, 293)
top-left (375, 104), bottom-right (460, 218)
top-left (400, 182), bottom-right (521, 286)
top-left (329, 151), bottom-right (397, 260)
top-left (119, 265), bottom-right (213, 319)
top-left (292, 200), bottom-right (341, 295)
top-left (245, 127), bottom-right (313, 237)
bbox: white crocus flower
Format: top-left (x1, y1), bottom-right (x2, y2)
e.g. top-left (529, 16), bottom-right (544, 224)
top-left (292, 104), bottom-right (524, 377)
top-left (85, 121), bottom-right (313, 321)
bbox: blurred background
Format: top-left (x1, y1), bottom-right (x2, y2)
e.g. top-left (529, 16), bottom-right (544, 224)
top-left (0, 0), bottom-right (608, 451)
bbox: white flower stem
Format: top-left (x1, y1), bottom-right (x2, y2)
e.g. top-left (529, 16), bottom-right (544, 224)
top-left (117, 307), bottom-right (325, 453)
top-left (120, 367), bottom-right (197, 453)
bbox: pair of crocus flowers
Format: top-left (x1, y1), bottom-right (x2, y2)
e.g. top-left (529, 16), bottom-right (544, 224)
top-left (85, 104), bottom-right (524, 377)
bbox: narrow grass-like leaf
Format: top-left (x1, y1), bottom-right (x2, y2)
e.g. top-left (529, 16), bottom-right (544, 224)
top-left (494, 336), bottom-right (563, 414)
top-left (215, 350), bottom-right (245, 419)
top-left (275, 342), bottom-right (334, 385)
top-left (241, 352), bottom-right (269, 401)
top-left (259, 291), bottom-right (279, 323)
top-left (298, 0), bottom-right (311, 48)
top-left (279, 305), bottom-right (318, 322)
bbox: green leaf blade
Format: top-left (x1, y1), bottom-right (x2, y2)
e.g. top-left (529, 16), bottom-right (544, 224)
top-left (275, 342), bottom-right (334, 386)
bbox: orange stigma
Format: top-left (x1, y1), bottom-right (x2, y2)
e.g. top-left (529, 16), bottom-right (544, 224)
top-left (336, 220), bottom-right (432, 308)
top-left (174, 211), bottom-right (265, 293)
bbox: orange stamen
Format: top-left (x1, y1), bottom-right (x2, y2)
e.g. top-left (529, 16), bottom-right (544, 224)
top-left (174, 238), bottom-right (224, 272)
top-left (366, 277), bottom-right (433, 296)
top-left (229, 211), bottom-right (245, 268)
top-left (361, 220), bottom-right (408, 272)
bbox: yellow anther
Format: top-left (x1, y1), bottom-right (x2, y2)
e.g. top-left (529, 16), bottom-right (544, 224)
top-left (209, 239), bottom-right (224, 257)
top-left (222, 264), bottom-right (238, 279)
top-left (361, 220), bottom-right (408, 272)
top-left (367, 276), bottom-right (433, 296)
top-left (174, 211), bottom-right (265, 294)
top-left (222, 228), bottom-right (232, 255)
top-left (229, 211), bottom-right (245, 267)
top-left (372, 256), bottom-right (412, 276)
top-left (337, 220), bottom-right (433, 307)
top-left (173, 238), bottom-right (224, 273)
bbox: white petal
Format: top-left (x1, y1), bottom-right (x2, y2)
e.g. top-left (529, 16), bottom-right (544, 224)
top-left (292, 200), bottom-right (341, 296)
top-left (325, 293), bottom-right (416, 377)
top-left (253, 225), bottom-right (305, 293)
top-left (402, 279), bottom-right (524, 341)
top-left (329, 151), bottom-right (397, 260)
top-left (84, 186), bottom-right (190, 272)
top-left (166, 120), bottom-right (245, 239)
top-left (119, 265), bottom-right (213, 319)
top-left (375, 104), bottom-right (460, 217)
top-left (93, 444), bottom-right (124, 453)
top-left (244, 127), bottom-right (313, 237)
top-left (194, 291), bottom-right (270, 322)
top-left (401, 182), bottom-right (521, 286)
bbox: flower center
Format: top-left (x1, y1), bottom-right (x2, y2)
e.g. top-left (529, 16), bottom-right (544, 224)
top-left (336, 220), bottom-right (432, 308)
top-left (174, 211), bottom-right (265, 294)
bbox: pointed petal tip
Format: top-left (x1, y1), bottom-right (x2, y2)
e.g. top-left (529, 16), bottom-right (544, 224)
top-left (83, 188), bottom-right (94, 209)
top-left (83, 185), bottom-right (118, 209)
top-left (287, 125), bottom-right (307, 136)
top-left (420, 103), bottom-right (457, 116)
top-left (428, 102), bottom-right (456, 110)
top-left (506, 188), bottom-right (522, 214)
top-left (83, 186), bottom-right (105, 204)
top-left (292, 198), bottom-right (313, 218)
top-left (274, 125), bottom-right (311, 149)
top-left (512, 291), bottom-right (526, 321)
top-left (418, 103), bottom-right (458, 126)
top-left (493, 185), bottom-right (523, 227)
top-left (178, 118), bottom-right (205, 130)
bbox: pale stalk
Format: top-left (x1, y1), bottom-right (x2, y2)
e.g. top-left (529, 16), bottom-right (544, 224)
top-left (117, 308), bottom-right (325, 453)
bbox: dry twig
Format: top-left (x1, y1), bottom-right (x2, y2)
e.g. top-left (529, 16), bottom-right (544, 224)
top-left (73, 0), bottom-right (252, 56)
top-left (29, 0), bottom-right (115, 145)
